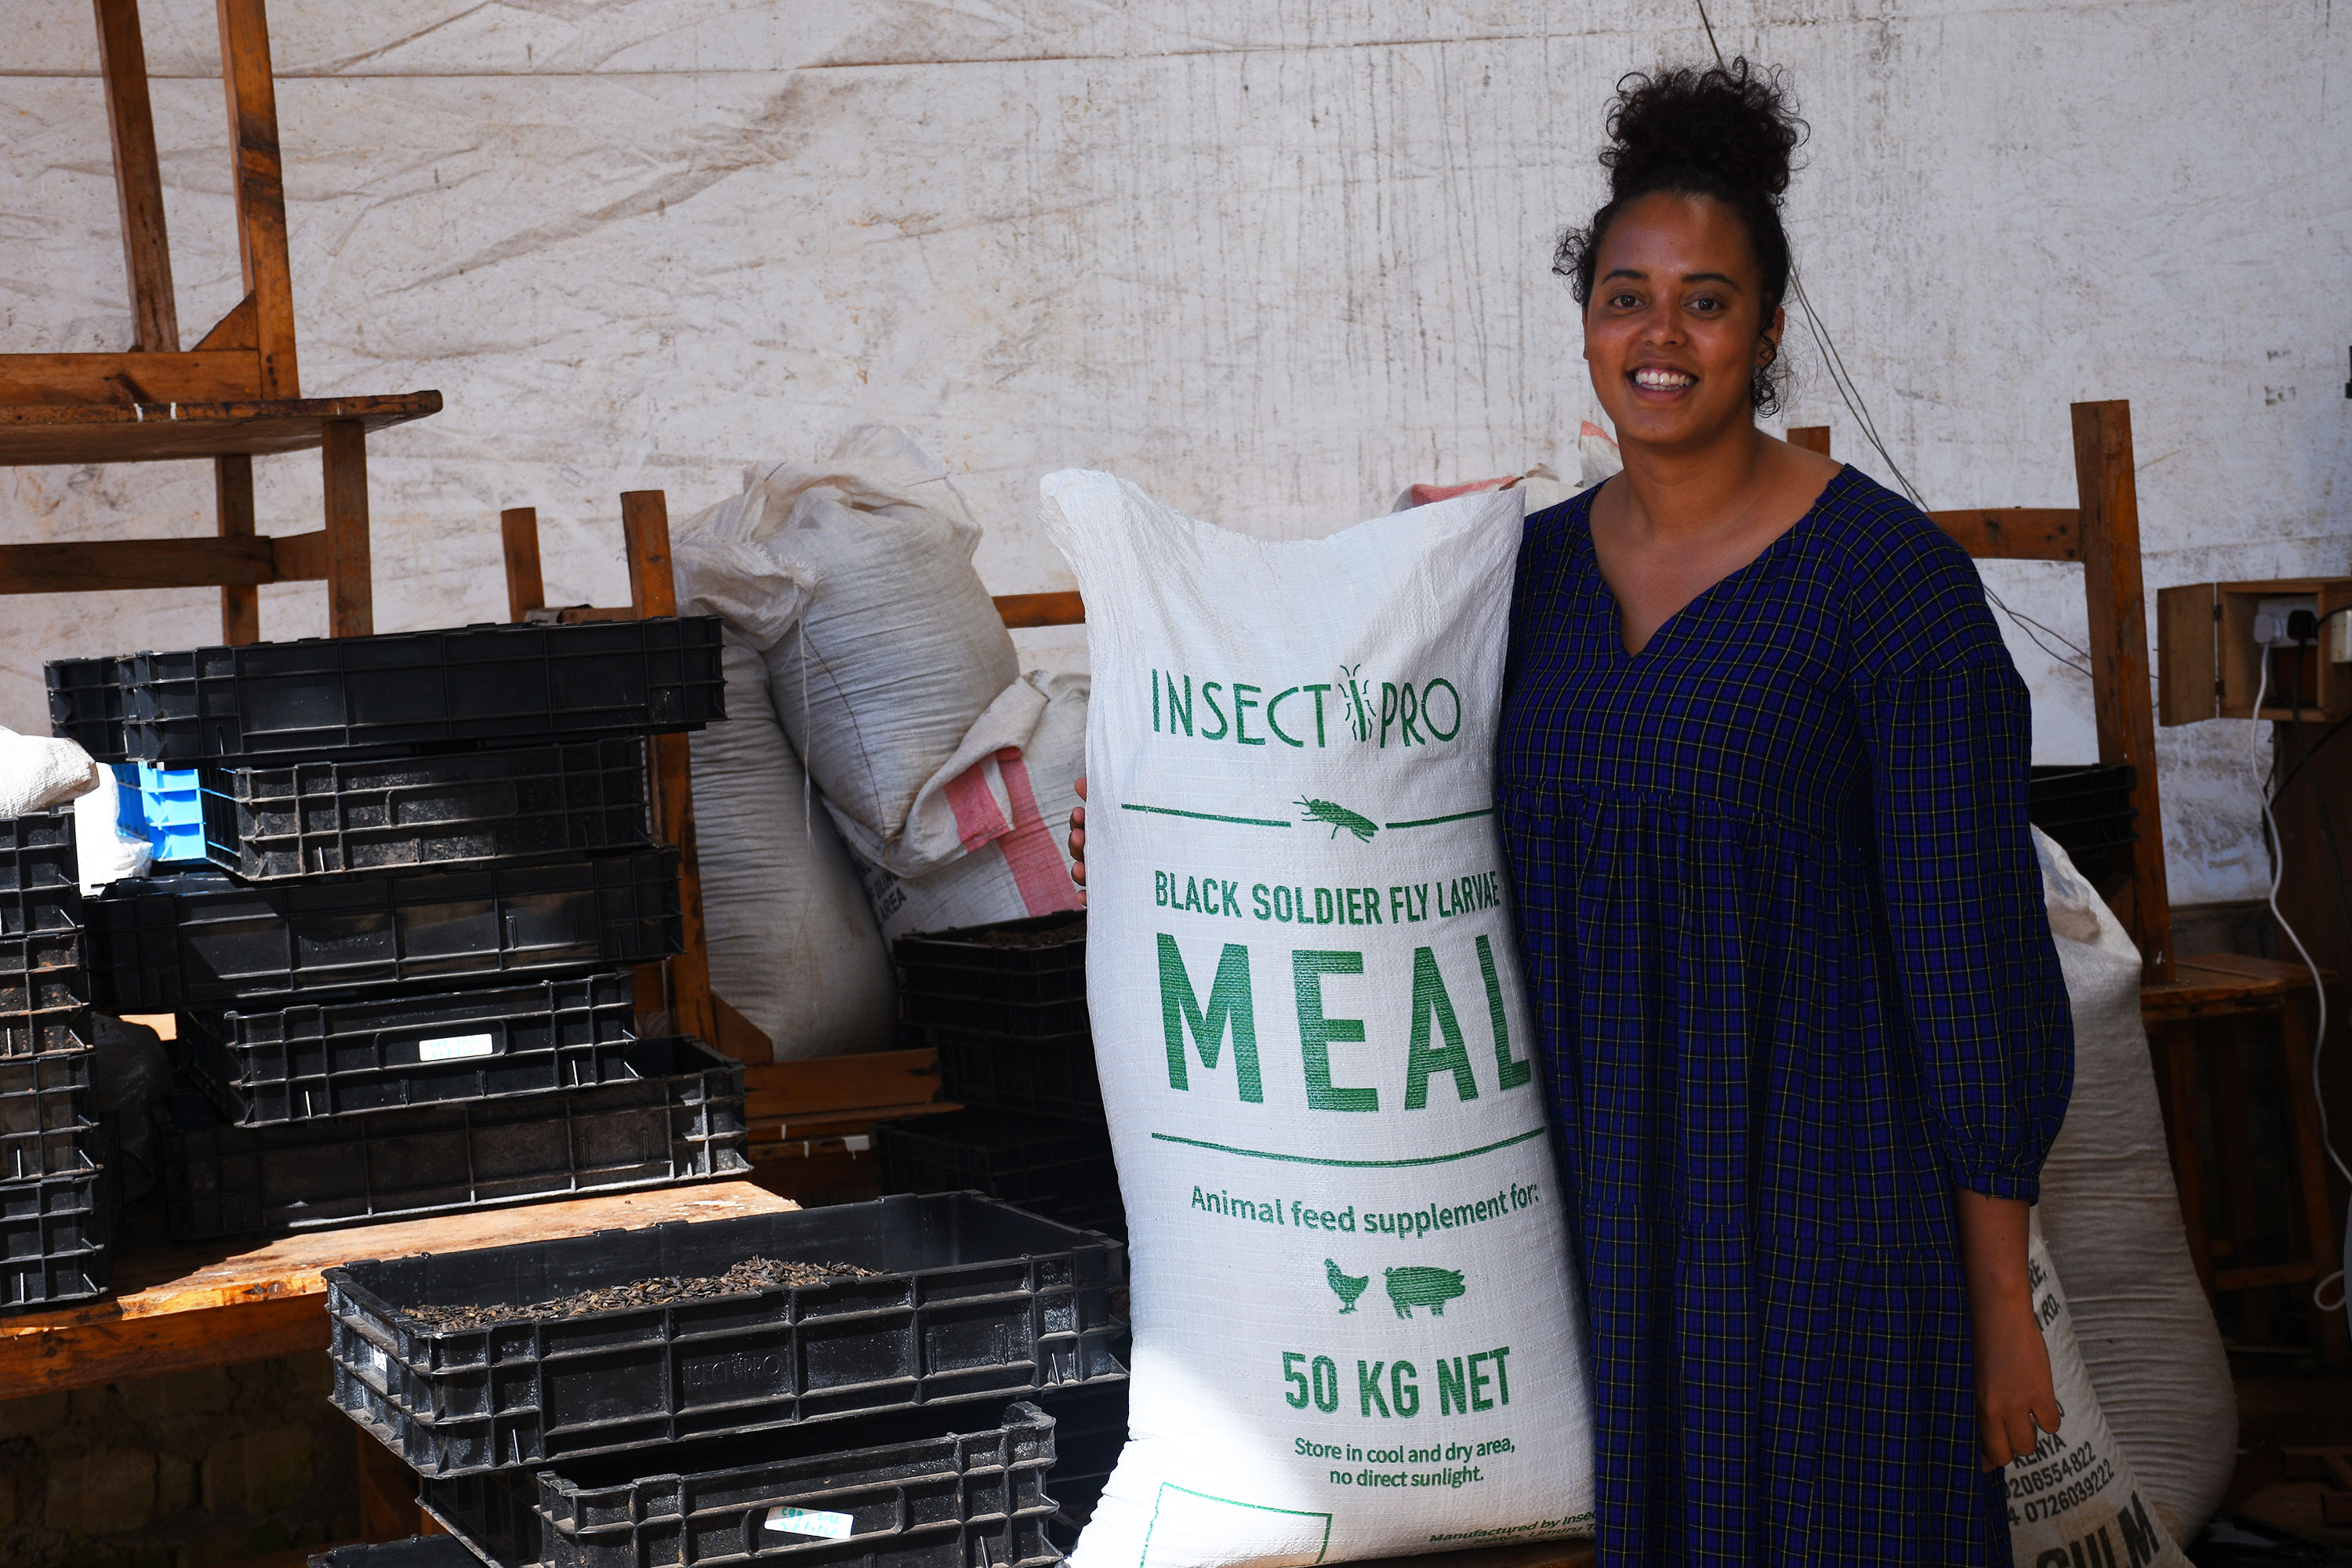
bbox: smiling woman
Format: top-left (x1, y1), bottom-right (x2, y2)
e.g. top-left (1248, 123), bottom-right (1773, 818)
top-left (1495, 59), bottom-right (2077, 1567)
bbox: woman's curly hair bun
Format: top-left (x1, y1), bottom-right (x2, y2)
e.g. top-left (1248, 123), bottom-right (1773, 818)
top-left (1555, 56), bottom-right (1808, 416)
top-left (1603, 58), bottom-right (1802, 207)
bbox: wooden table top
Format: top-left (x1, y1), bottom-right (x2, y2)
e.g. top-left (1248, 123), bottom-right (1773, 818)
top-left (0, 1179), bottom-right (793, 1399)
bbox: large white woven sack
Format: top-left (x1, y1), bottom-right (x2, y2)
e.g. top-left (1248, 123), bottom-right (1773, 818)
top-left (2031, 829), bottom-right (2234, 1540)
top-left (689, 638), bottom-right (895, 1060)
top-left (1041, 472), bottom-right (1595, 1568)
top-left (2004, 1211), bottom-right (2190, 1568)
top-left (704, 426), bottom-right (1022, 876)
top-left (850, 670), bottom-right (1087, 939)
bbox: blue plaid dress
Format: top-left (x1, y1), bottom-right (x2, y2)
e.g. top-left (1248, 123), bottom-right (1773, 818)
top-left (1497, 466), bottom-right (2073, 1566)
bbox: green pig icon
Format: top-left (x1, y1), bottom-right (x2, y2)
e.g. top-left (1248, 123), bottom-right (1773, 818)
top-left (1383, 1265), bottom-right (1467, 1319)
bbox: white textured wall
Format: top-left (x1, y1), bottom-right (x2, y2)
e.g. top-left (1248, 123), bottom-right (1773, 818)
top-left (2, 1), bottom-right (2345, 903)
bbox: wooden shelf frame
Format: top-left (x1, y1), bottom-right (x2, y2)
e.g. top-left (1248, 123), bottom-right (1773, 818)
top-left (0, 1), bottom-right (441, 642)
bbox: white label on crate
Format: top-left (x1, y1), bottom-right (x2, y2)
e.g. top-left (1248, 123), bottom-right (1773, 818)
top-left (765, 1508), bottom-right (855, 1540)
top-left (416, 1033), bottom-right (495, 1062)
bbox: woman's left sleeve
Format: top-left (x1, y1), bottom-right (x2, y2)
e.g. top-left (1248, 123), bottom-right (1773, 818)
top-left (1857, 642), bottom-right (2075, 1203)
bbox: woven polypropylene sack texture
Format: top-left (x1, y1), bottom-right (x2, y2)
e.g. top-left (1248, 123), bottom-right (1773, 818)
top-left (2031, 830), bottom-right (2234, 1542)
top-left (1040, 473), bottom-right (1594, 1568)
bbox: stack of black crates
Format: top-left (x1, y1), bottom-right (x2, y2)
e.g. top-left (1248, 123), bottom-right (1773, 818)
top-left (319, 1190), bottom-right (1130, 1568)
top-left (869, 910), bottom-right (1129, 1538)
top-left (44, 619), bottom-right (752, 1242)
top-left (1, 804), bottom-right (116, 1311)
top-left (874, 912), bottom-right (1122, 1241)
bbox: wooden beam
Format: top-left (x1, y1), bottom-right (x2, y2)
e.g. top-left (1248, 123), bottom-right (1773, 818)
top-left (994, 590), bottom-right (1085, 628)
top-left (192, 292), bottom-right (257, 351)
top-left (2071, 400), bottom-right (2172, 981)
top-left (2156, 583), bottom-right (2219, 727)
top-left (216, 453), bottom-right (259, 643)
top-left (740, 1047), bottom-right (942, 1116)
top-left (216, 0), bottom-right (298, 397)
top-left (1786, 425), bottom-right (1831, 456)
top-left (269, 528), bottom-right (326, 581)
top-left (500, 506), bottom-right (545, 621)
top-left (1927, 507), bottom-right (2082, 563)
top-left (622, 489), bottom-right (721, 1054)
top-left (94, 0), bottom-right (178, 353)
top-left (0, 535), bottom-right (277, 593)
top-left (320, 418), bottom-right (371, 635)
top-left (0, 350), bottom-right (263, 408)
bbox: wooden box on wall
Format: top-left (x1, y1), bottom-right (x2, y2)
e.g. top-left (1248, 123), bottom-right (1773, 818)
top-left (2158, 578), bottom-right (2352, 725)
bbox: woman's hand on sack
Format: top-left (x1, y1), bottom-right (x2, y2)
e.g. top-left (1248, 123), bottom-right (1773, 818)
top-left (1956, 1190), bottom-right (2061, 1470)
top-left (1069, 777), bottom-right (1087, 905)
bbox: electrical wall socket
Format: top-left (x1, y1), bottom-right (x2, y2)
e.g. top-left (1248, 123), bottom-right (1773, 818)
top-left (2253, 595), bottom-right (2318, 648)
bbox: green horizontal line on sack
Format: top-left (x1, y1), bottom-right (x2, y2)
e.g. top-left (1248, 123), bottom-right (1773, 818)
top-left (1149, 1127), bottom-right (1548, 1168)
top-left (1122, 803), bottom-right (1293, 828)
top-left (1385, 808), bottom-right (1497, 829)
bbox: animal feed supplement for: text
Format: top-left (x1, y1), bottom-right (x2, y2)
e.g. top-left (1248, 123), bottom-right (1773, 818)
top-left (1041, 474), bottom-right (1595, 1568)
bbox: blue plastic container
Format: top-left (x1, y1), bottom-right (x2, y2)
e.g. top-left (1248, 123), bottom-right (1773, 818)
top-left (112, 763), bottom-right (207, 863)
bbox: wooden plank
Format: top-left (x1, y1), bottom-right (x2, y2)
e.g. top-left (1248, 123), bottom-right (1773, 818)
top-left (746, 1102), bottom-right (963, 1142)
top-left (622, 489), bottom-right (722, 1055)
top-left (193, 292), bottom-right (258, 351)
top-left (270, 528), bottom-right (327, 581)
top-left (550, 604), bottom-right (639, 623)
top-left (1785, 425), bottom-right (1831, 456)
top-left (995, 590), bottom-right (1085, 628)
top-left (742, 1047), bottom-right (942, 1116)
top-left (2277, 995), bottom-right (2352, 1362)
top-left (355, 1427), bottom-right (422, 1539)
top-left (0, 535), bottom-right (277, 594)
top-left (713, 993), bottom-right (774, 1063)
top-left (216, 0), bottom-right (298, 397)
top-left (1928, 507), bottom-right (2081, 562)
top-left (2212, 1261), bottom-right (2321, 1293)
top-left (321, 417), bottom-right (372, 636)
top-left (216, 452), bottom-right (260, 643)
top-left (0, 350), bottom-right (263, 408)
top-left (2072, 400), bottom-right (2172, 980)
top-left (0, 1181), bottom-right (793, 1400)
top-left (2156, 583), bottom-right (2218, 727)
top-left (2150, 1018), bottom-right (2215, 1298)
top-left (2204, 1028), bottom-right (2269, 1339)
top-left (0, 390), bottom-right (439, 466)
top-left (500, 506), bottom-right (545, 620)
top-left (94, 0), bottom-right (179, 353)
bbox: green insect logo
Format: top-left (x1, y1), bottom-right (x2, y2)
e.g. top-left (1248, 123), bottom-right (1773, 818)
top-left (1297, 797), bottom-right (1377, 843)
top-left (1338, 664), bottom-right (1376, 743)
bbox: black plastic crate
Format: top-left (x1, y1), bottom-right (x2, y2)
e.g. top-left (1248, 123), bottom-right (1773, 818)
top-left (0, 1047), bottom-right (98, 1182)
top-left (1, 930), bottom-right (89, 1058)
top-left (421, 1401), bottom-right (1064, 1568)
top-left (201, 739), bottom-right (650, 881)
top-left (310, 1540), bottom-right (478, 1568)
top-left (2, 1142), bottom-right (118, 1313)
top-left (1030, 1379), bottom-right (1127, 1552)
top-left (895, 914), bottom-right (1086, 1009)
top-left (928, 1029), bottom-right (1102, 1123)
top-left (114, 618), bottom-right (725, 764)
top-left (873, 1112), bottom-right (1122, 1241)
top-left (900, 993), bottom-right (1087, 1038)
top-left (86, 848), bottom-right (681, 1011)
top-left (159, 1036), bottom-right (746, 1241)
top-left (1, 808), bottom-right (81, 938)
top-left (326, 1191), bottom-right (1129, 1479)
top-left (43, 656), bottom-right (129, 763)
top-left (2028, 763), bottom-right (2139, 852)
top-left (184, 971), bottom-right (642, 1126)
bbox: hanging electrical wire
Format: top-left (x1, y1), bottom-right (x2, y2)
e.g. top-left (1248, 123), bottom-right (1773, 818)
top-left (1689, 0), bottom-right (2092, 681)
